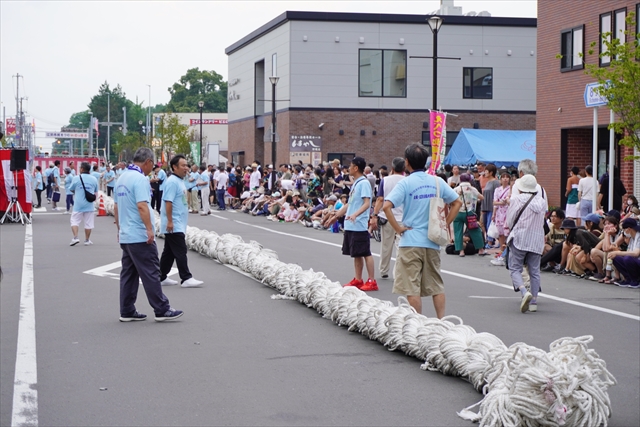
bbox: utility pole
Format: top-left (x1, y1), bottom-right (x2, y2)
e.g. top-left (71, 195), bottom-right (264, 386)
top-left (15, 73), bottom-right (20, 146)
top-left (99, 93), bottom-right (125, 163)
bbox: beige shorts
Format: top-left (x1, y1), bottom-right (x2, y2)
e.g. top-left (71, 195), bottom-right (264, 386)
top-left (70, 211), bottom-right (95, 229)
top-left (393, 247), bottom-right (444, 297)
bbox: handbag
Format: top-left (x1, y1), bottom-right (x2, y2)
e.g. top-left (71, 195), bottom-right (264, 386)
top-left (460, 187), bottom-right (479, 229)
top-left (505, 194), bottom-right (536, 270)
top-left (487, 221), bottom-right (499, 239)
top-left (80, 175), bottom-right (96, 203)
top-left (52, 191), bottom-right (61, 203)
top-left (428, 177), bottom-right (450, 246)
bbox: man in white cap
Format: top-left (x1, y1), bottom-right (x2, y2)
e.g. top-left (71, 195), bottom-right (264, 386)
top-left (506, 174), bottom-right (547, 313)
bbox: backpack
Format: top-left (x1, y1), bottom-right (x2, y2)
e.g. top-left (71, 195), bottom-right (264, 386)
top-left (47, 170), bottom-right (55, 185)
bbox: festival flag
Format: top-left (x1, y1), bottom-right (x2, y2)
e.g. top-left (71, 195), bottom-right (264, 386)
top-left (428, 111), bottom-right (447, 175)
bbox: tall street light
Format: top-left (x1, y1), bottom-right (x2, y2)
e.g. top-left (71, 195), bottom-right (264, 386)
top-left (268, 76), bottom-right (279, 191)
top-left (198, 100), bottom-right (204, 165)
top-left (427, 16), bottom-right (443, 111)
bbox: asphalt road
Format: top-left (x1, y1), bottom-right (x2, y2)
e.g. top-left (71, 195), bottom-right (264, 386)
top-left (1, 207), bottom-right (639, 427)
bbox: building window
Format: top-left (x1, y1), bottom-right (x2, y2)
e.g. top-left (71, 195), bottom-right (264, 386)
top-left (463, 67), bottom-right (492, 99)
top-left (614, 8), bottom-right (626, 46)
top-left (327, 153), bottom-right (355, 166)
top-left (560, 26), bottom-right (584, 71)
top-left (359, 49), bottom-right (407, 97)
top-left (600, 12), bottom-right (612, 66)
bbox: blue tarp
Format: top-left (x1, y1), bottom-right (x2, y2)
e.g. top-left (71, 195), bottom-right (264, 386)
top-left (444, 128), bottom-right (536, 168)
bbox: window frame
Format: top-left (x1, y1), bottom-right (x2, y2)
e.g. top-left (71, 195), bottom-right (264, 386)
top-left (560, 25), bottom-right (584, 72)
top-left (613, 7), bottom-right (627, 46)
top-left (358, 48), bottom-right (407, 98)
top-left (599, 12), bottom-right (612, 67)
top-left (462, 67), bottom-right (493, 99)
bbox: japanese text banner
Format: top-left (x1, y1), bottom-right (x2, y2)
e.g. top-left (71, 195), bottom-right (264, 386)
top-left (428, 111), bottom-right (447, 175)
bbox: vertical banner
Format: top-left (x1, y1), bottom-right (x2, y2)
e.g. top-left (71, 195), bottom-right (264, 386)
top-left (428, 111), bottom-right (447, 175)
top-left (189, 142), bottom-right (200, 165)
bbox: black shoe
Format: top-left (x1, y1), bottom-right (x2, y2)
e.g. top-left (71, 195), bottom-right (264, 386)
top-left (541, 264), bottom-right (554, 272)
top-left (155, 308), bottom-right (184, 322)
top-left (119, 311), bottom-right (147, 322)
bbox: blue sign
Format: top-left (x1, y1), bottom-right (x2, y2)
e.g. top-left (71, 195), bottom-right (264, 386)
top-left (584, 82), bottom-right (609, 108)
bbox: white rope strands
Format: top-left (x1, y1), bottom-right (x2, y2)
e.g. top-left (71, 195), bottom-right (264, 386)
top-left (99, 196), bottom-right (616, 427)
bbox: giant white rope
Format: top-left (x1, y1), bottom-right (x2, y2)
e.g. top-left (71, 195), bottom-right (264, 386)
top-left (97, 194), bottom-right (616, 426)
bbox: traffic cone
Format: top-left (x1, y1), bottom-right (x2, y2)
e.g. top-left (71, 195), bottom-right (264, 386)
top-left (98, 195), bottom-right (107, 217)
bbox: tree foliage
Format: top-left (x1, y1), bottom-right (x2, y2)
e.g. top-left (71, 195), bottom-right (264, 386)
top-left (112, 131), bottom-right (146, 163)
top-left (585, 12), bottom-right (639, 159)
top-left (155, 113), bottom-right (193, 161)
top-left (66, 110), bottom-right (92, 128)
top-left (166, 68), bottom-right (227, 113)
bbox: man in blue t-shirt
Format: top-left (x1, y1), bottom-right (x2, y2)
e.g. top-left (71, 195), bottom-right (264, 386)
top-left (159, 155), bottom-right (203, 288)
top-left (327, 157), bottom-right (378, 291)
top-left (383, 144), bottom-right (462, 318)
top-left (104, 165), bottom-right (116, 197)
top-left (114, 147), bottom-right (183, 322)
top-left (68, 162), bottom-right (99, 246)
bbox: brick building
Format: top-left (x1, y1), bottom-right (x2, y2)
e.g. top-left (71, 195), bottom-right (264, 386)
top-left (537, 0), bottom-right (639, 207)
top-left (225, 11), bottom-right (536, 169)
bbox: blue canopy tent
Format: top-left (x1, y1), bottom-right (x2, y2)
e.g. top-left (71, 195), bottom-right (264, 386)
top-left (443, 129), bottom-right (536, 168)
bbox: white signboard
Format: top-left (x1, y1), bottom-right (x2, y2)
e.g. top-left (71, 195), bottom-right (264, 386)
top-left (584, 82), bottom-right (609, 108)
top-left (46, 132), bottom-right (88, 139)
top-left (207, 143), bottom-right (220, 166)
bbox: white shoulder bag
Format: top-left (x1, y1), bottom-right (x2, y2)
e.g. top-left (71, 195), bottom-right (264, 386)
top-left (428, 177), bottom-right (450, 246)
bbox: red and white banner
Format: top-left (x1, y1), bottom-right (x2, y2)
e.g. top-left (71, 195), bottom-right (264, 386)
top-left (5, 118), bottom-right (16, 136)
top-left (189, 119), bottom-right (228, 125)
top-left (0, 149), bottom-right (32, 214)
top-left (428, 111), bottom-right (447, 175)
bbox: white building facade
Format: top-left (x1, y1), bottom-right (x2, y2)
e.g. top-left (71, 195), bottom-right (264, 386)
top-left (226, 11), bottom-right (536, 168)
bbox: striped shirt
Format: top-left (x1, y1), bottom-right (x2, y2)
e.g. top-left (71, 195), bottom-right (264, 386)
top-left (506, 192), bottom-right (547, 254)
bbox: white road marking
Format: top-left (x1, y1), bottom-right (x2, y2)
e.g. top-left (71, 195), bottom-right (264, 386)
top-left (83, 261), bottom-right (178, 281)
top-left (469, 296), bottom-right (520, 299)
top-left (12, 223), bottom-right (38, 426)
top-left (222, 217), bottom-right (640, 322)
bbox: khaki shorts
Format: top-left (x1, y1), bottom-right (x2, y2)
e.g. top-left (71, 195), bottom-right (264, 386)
top-left (393, 247), bottom-right (444, 297)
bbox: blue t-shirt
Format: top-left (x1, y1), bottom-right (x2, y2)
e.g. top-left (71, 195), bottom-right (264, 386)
top-left (52, 167), bottom-right (60, 185)
top-left (385, 172), bottom-right (459, 249)
top-left (69, 174), bottom-right (98, 213)
top-left (186, 171), bottom-right (200, 190)
top-left (34, 172), bottom-right (43, 190)
top-left (157, 169), bottom-right (167, 191)
top-left (44, 168), bottom-right (52, 183)
top-left (344, 176), bottom-right (371, 232)
top-left (161, 175), bottom-right (189, 234)
top-left (104, 170), bottom-right (116, 187)
top-left (114, 169), bottom-right (154, 244)
top-left (64, 174), bottom-right (74, 192)
top-left (91, 171), bottom-right (101, 182)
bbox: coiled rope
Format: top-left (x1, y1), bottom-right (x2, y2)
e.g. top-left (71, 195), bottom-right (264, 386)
top-left (97, 195), bottom-right (616, 426)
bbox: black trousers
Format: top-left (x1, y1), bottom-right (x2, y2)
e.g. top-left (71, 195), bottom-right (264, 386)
top-left (107, 186), bottom-right (114, 197)
top-left (35, 189), bottom-right (42, 207)
top-left (120, 242), bottom-right (171, 316)
top-left (159, 232), bottom-right (192, 283)
top-left (541, 243), bottom-right (563, 266)
top-left (151, 190), bottom-right (163, 213)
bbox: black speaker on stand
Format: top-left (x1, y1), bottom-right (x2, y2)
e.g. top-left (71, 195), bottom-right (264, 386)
top-left (1, 149), bottom-right (31, 225)
top-left (10, 149), bottom-right (28, 171)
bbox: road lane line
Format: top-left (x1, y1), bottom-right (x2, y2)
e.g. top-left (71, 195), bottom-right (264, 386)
top-left (220, 217), bottom-right (640, 322)
top-left (12, 223), bottom-right (38, 426)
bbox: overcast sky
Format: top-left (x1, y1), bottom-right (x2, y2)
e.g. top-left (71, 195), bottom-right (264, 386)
top-left (0, 1), bottom-right (536, 150)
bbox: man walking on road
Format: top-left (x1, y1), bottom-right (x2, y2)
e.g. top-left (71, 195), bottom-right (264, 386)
top-left (328, 156), bottom-right (378, 291)
top-left (383, 144), bottom-right (462, 318)
top-left (370, 157), bottom-right (405, 279)
top-left (159, 155), bottom-right (204, 288)
top-left (114, 147), bottom-right (184, 322)
top-left (68, 162), bottom-right (98, 246)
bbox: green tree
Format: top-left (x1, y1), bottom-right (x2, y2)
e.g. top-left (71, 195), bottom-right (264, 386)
top-left (66, 110), bottom-right (92, 128)
top-left (166, 68), bottom-right (227, 113)
top-left (584, 12), bottom-right (639, 159)
top-left (155, 113), bottom-right (194, 161)
top-left (112, 132), bottom-right (146, 163)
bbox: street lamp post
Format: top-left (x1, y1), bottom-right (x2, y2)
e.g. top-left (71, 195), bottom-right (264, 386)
top-left (198, 100), bottom-right (204, 165)
top-left (268, 76), bottom-right (279, 191)
top-left (427, 16), bottom-right (443, 111)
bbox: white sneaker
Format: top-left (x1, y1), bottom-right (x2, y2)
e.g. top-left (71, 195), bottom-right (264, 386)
top-left (181, 278), bottom-right (203, 288)
top-left (520, 291), bottom-right (532, 313)
top-left (490, 257), bottom-right (505, 266)
top-left (84, 240), bottom-right (93, 246)
top-left (160, 277), bottom-right (179, 286)
top-left (70, 237), bottom-right (80, 246)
